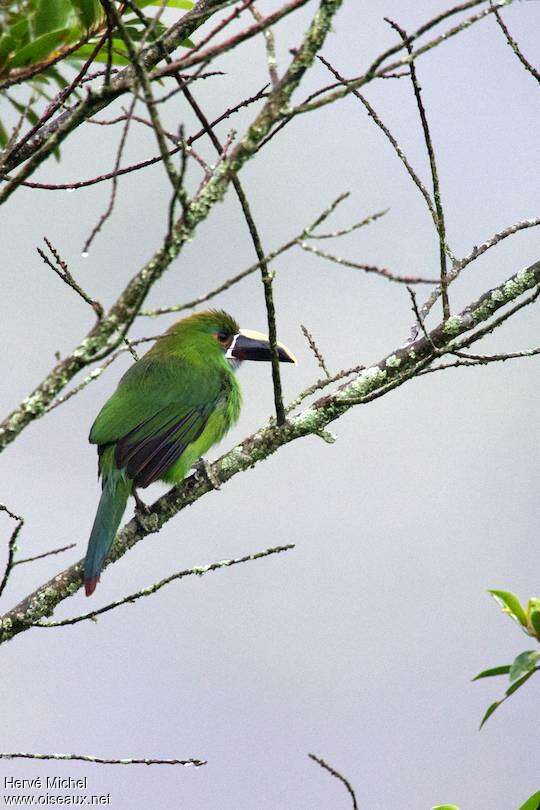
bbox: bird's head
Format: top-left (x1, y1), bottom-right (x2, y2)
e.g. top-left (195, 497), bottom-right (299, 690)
top-left (166, 310), bottom-right (296, 367)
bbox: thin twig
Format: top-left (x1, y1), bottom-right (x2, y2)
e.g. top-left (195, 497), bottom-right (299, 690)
top-left (0, 505), bottom-right (24, 599)
top-left (37, 239), bottom-right (103, 319)
top-left (13, 544), bottom-right (76, 567)
top-left (385, 18), bottom-right (450, 319)
top-left (406, 286), bottom-right (439, 351)
top-left (420, 346), bottom-right (540, 375)
top-left (285, 365), bottom-right (365, 415)
top-left (309, 208), bottom-right (388, 240)
top-left (492, 5), bottom-right (540, 85)
top-left (316, 56), bottom-right (439, 234)
top-left (0, 752), bottom-right (206, 767)
top-left (250, 4), bottom-right (279, 86)
top-left (33, 544), bottom-right (295, 627)
top-left (308, 753), bottom-right (358, 810)
top-left (82, 94), bottom-right (137, 254)
top-left (300, 242), bottom-right (438, 285)
top-left (301, 325), bottom-right (330, 378)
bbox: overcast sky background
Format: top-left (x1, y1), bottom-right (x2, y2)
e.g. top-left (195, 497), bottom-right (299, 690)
top-left (1, 1), bottom-right (539, 808)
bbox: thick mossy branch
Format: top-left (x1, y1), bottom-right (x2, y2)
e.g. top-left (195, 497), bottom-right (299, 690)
top-left (1, 259), bottom-right (538, 645)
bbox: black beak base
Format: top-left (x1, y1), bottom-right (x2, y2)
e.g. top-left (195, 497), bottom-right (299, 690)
top-left (231, 334), bottom-right (295, 363)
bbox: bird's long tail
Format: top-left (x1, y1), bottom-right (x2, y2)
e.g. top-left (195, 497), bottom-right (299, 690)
top-left (84, 467), bottom-right (131, 596)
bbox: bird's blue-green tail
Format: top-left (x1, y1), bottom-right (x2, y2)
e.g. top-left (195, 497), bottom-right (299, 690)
top-left (84, 467), bottom-right (131, 596)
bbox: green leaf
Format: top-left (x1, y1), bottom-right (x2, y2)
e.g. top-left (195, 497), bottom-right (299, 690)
top-left (489, 589), bottom-right (528, 627)
top-left (519, 791), bottom-right (540, 810)
top-left (9, 18), bottom-right (31, 47)
top-left (506, 668), bottom-right (536, 697)
top-left (530, 610), bottom-right (540, 639)
top-left (71, 0), bottom-right (103, 30)
top-left (431, 806), bottom-right (459, 810)
top-left (0, 33), bottom-right (16, 70)
top-left (472, 665), bottom-right (511, 681)
top-left (0, 118), bottom-right (8, 148)
top-left (33, 0), bottom-right (74, 36)
top-left (9, 27), bottom-right (74, 68)
top-left (479, 700), bottom-right (501, 729)
top-left (44, 66), bottom-right (69, 89)
top-left (509, 651), bottom-right (540, 683)
top-left (7, 97), bottom-right (40, 126)
top-left (481, 668), bottom-right (539, 728)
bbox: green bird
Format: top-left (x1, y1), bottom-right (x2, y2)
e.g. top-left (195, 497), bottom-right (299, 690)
top-left (84, 310), bottom-right (296, 596)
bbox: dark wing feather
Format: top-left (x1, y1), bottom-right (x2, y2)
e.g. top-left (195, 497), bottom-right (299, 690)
top-left (114, 404), bottom-right (213, 488)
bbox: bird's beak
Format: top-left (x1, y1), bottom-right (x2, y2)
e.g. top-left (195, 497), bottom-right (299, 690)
top-left (227, 329), bottom-right (296, 363)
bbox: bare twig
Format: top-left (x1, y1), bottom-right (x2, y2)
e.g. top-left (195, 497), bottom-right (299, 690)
top-left (420, 346), bottom-right (540, 375)
top-left (33, 544), bottom-right (295, 628)
top-left (300, 242), bottom-right (438, 285)
top-left (285, 365), bottom-right (365, 415)
top-left (308, 753), bottom-right (358, 810)
top-left (301, 325), bottom-right (330, 378)
top-left (1, 0), bottom-right (344, 455)
top-left (37, 239), bottom-right (103, 319)
top-left (13, 544), bottom-right (76, 567)
top-left (0, 752), bottom-right (206, 767)
top-left (250, 4), bottom-right (279, 87)
top-left (385, 18), bottom-right (450, 319)
top-left (82, 94), bottom-right (137, 254)
top-left (407, 286), bottom-right (439, 350)
top-left (316, 56), bottom-right (438, 232)
top-left (308, 208), bottom-right (388, 240)
top-left (0, 505), bottom-right (24, 599)
top-left (492, 5), bottom-right (540, 85)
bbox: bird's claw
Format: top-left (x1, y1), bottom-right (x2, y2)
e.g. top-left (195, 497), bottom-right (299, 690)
top-left (133, 489), bottom-right (151, 515)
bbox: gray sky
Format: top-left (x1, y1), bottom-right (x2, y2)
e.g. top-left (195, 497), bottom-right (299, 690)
top-left (1, 1), bottom-right (539, 808)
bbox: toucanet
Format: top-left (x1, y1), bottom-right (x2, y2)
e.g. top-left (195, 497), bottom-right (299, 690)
top-left (83, 310), bottom-right (296, 596)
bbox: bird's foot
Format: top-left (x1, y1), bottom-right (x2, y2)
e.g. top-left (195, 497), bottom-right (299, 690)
top-left (133, 489), bottom-right (151, 515)
top-left (194, 458), bottom-right (221, 490)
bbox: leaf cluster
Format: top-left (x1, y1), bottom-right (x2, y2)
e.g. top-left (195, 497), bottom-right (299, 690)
top-left (473, 590), bottom-right (540, 728)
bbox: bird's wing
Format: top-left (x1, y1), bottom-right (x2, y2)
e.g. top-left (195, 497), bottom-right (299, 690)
top-left (89, 353), bottom-right (225, 487)
top-left (114, 401), bottom-right (216, 487)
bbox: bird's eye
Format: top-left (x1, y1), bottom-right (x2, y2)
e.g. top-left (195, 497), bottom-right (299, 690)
top-left (216, 331), bottom-right (229, 344)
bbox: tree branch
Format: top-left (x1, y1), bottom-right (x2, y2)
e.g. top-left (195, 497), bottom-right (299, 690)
top-left (0, 752), bottom-right (206, 767)
top-left (32, 544), bottom-right (294, 628)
